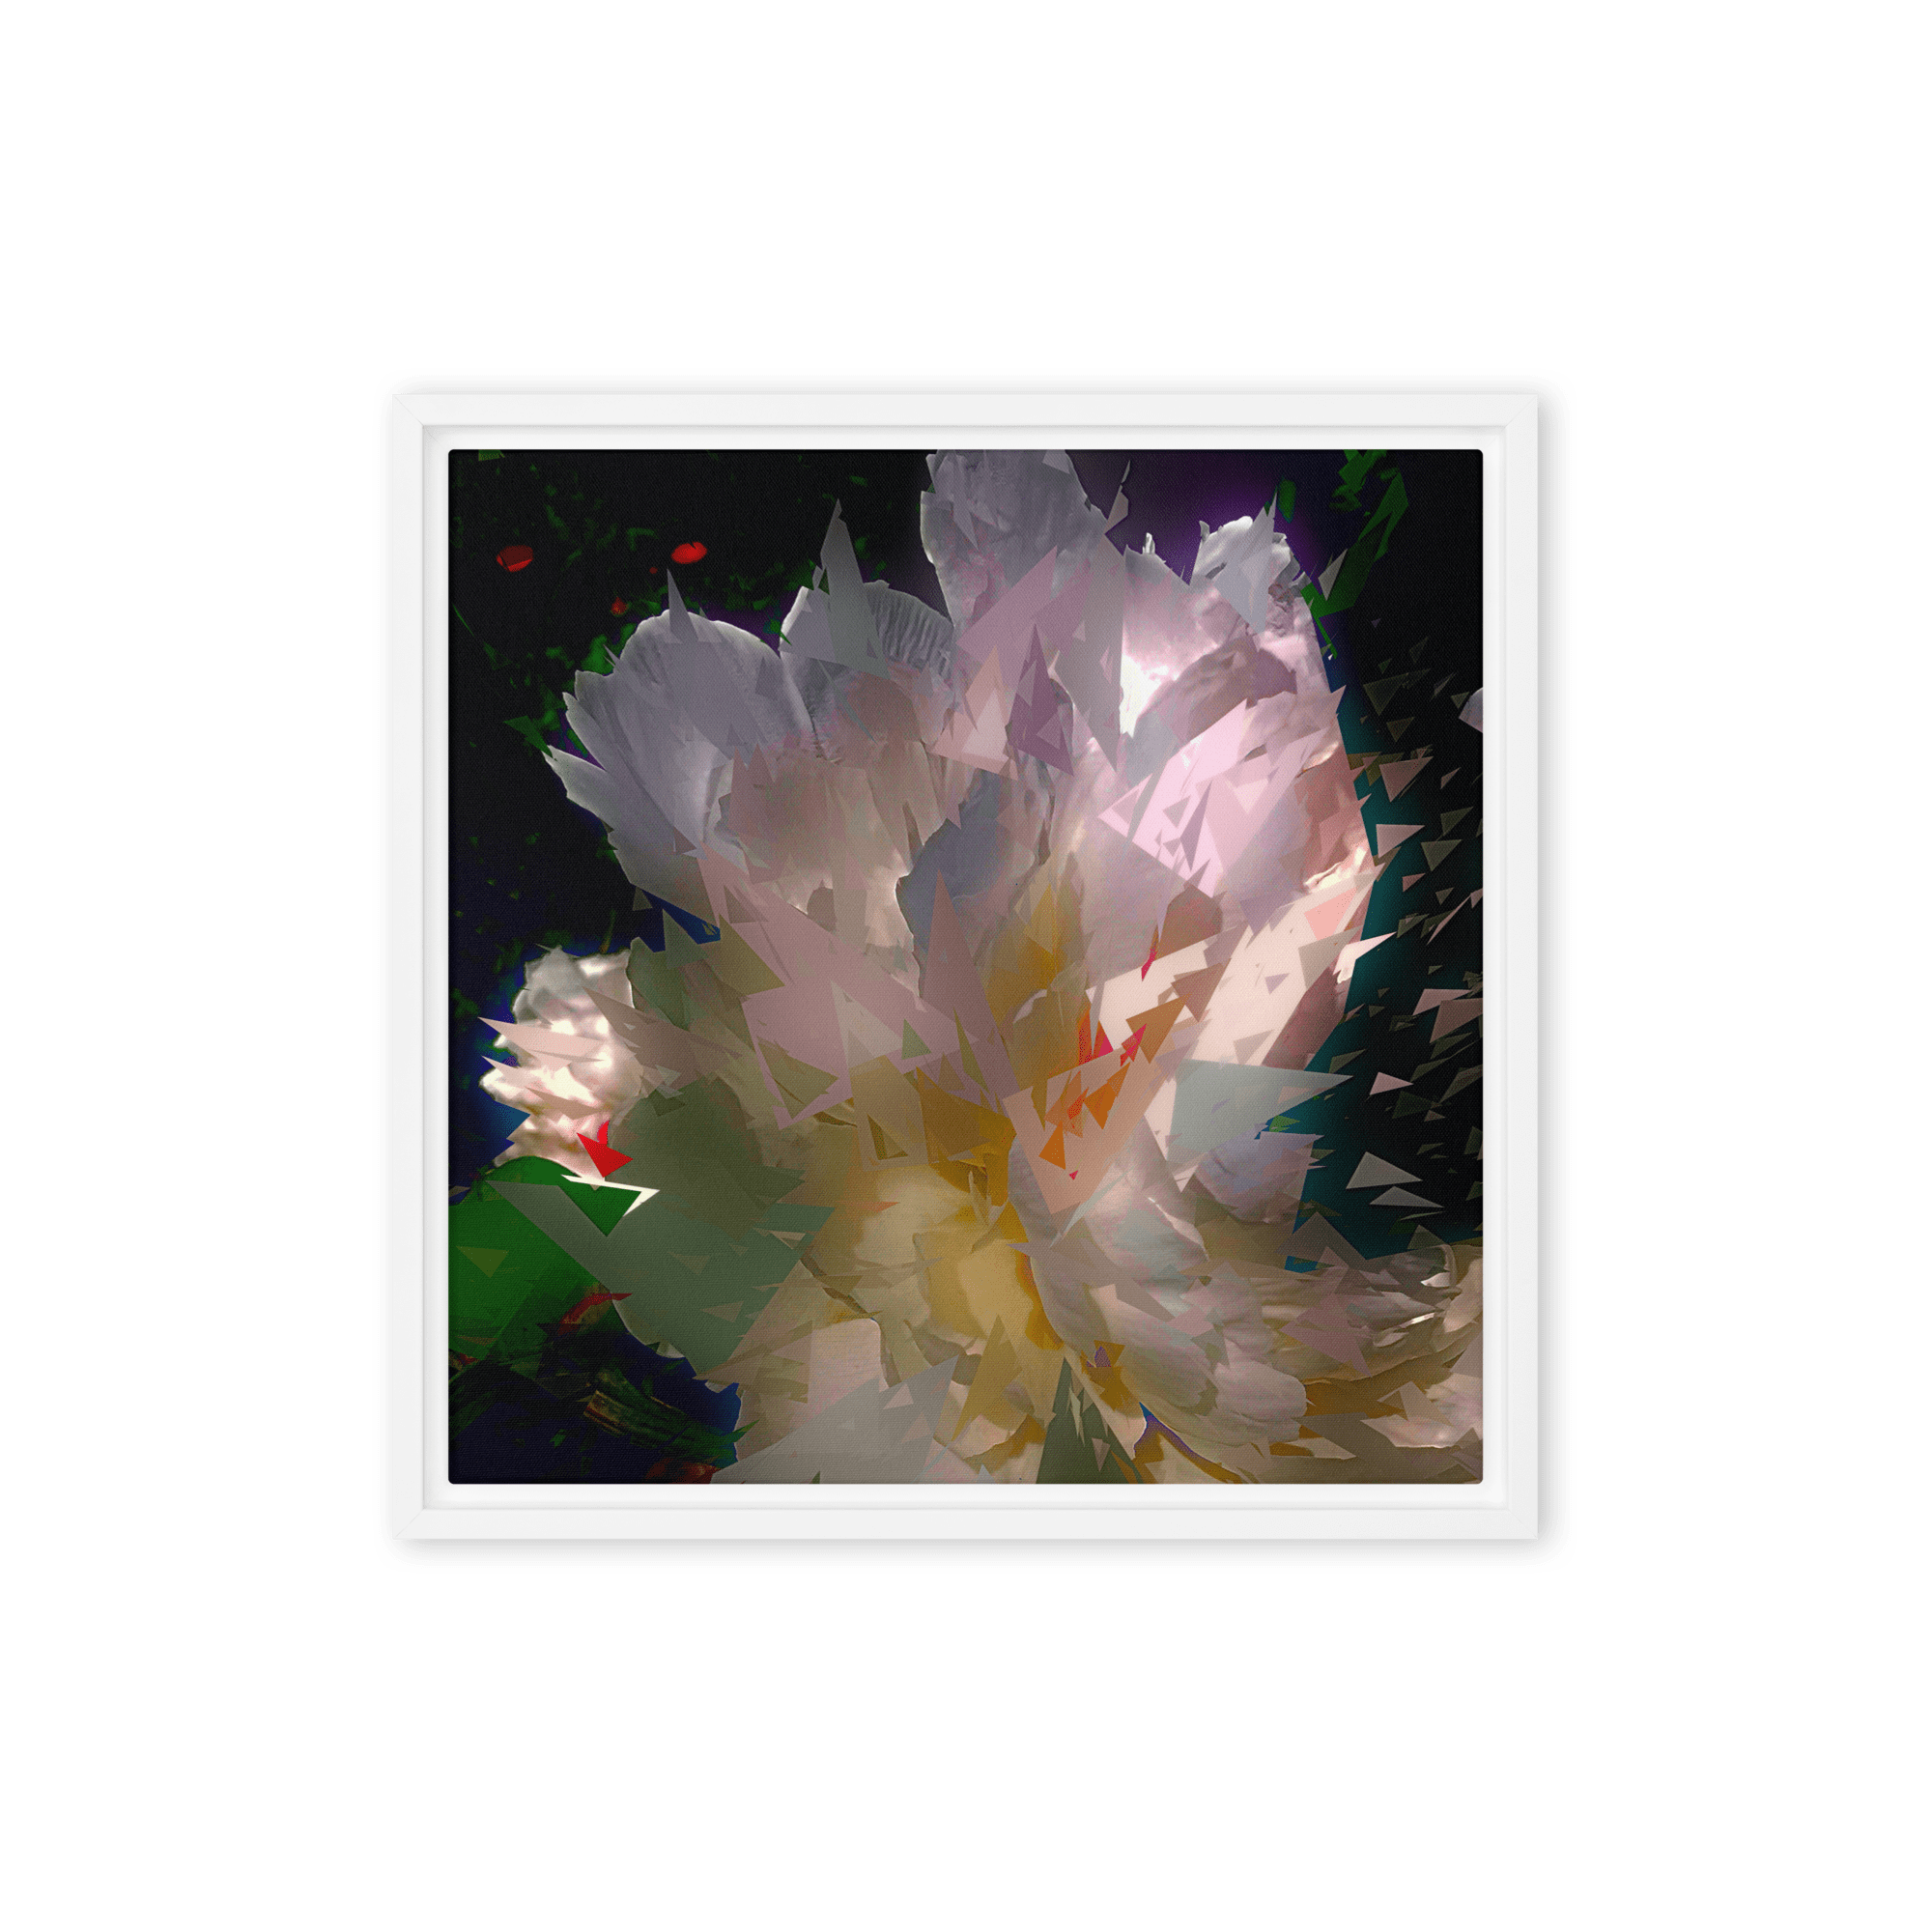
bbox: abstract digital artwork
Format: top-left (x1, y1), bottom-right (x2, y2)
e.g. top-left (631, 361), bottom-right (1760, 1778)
top-left (447, 446), bottom-right (1484, 1485)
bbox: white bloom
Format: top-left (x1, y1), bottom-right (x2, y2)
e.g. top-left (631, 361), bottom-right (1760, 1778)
top-left (471, 453), bottom-right (1479, 1482)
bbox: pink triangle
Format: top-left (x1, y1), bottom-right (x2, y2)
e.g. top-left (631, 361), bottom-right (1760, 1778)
top-left (1380, 754), bottom-right (1432, 801)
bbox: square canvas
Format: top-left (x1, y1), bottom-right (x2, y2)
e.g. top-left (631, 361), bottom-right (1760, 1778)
top-left (445, 446), bottom-right (1484, 1487)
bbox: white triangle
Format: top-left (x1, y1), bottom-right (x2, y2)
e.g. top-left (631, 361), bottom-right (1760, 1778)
top-left (1347, 1151), bottom-right (1422, 1189)
top-left (1376, 822), bottom-right (1425, 859)
top-left (1371, 1186), bottom-right (1440, 1209)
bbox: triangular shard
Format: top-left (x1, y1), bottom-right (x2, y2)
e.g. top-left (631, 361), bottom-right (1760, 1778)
top-left (1081, 1062), bottom-right (1129, 1128)
top-left (1347, 1151), bottom-right (1423, 1189)
top-left (760, 1038), bottom-right (838, 1113)
top-left (577, 1132), bottom-right (635, 1178)
top-left (1008, 628), bottom-right (1075, 773)
top-left (1170, 960), bottom-right (1229, 1019)
top-left (568, 1173), bottom-right (655, 1235)
top-left (957, 1031), bottom-right (987, 1093)
top-left (819, 504), bottom-right (890, 675)
top-left (1123, 998), bottom-right (1186, 1064)
top-left (1380, 753), bottom-right (1433, 801)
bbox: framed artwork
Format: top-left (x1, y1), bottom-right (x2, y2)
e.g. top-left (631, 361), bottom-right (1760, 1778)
top-left (389, 393), bottom-right (1537, 1538)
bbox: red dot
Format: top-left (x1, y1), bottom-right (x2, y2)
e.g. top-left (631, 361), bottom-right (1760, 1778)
top-left (611, 597), bottom-right (628, 615)
top-left (497, 544), bottom-right (534, 573)
top-left (670, 540), bottom-right (707, 565)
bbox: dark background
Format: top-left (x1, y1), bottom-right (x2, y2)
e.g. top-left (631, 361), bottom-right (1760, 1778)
top-left (447, 447), bottom-right (1482, 1261)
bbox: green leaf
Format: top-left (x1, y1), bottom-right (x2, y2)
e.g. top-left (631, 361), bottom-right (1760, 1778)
top-left (1332, 448), bottom-right (1386, 513)
top-left (449, 1163), bottom-right (599, 1358)
top-left (1303, 470), bottom-right (1408, 620)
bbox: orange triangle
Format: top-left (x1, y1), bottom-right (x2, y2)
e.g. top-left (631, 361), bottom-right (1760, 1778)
top-left (1038, 1124), bottom-right (1069, 1169)
top-left (1046, 1070), bottom-right (1086, 1127)
top-left (1083, 1062), bottom-right (1130, 1129)
top-left (1124, 996), bottom-right (1186, 1063)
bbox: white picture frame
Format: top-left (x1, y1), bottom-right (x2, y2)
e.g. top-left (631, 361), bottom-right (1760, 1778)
top-left (377, 373), bottom-right (1569, 1569)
